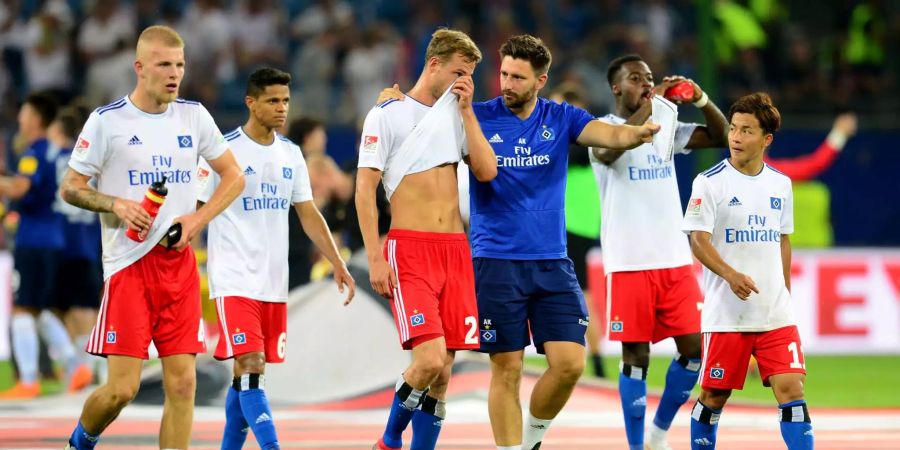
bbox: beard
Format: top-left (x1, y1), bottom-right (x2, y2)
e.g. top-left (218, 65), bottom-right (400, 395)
top-left (503, 89), bottom-right (535, 109)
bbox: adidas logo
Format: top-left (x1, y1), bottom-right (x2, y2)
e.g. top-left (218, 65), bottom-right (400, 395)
top-left (728, 196), bottom-right (741, 206)
top-left (128, 135), bottom-right (142, 145)
top-left (804, 430), bottom-right (814, 436)
top-left (693, 438), bottom-right (714, 446)
top-left (244, 166), bottom-right (256, 176)
top-left (488, 133), bottom-right (504, 143)
top-left (531, 424), bottom-right (546, 429)
top-left (632, 395), bottom-right (647, 407)
top-left (255, 412), bottom-right (272, 424)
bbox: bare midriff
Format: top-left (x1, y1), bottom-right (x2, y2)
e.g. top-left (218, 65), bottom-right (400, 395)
top-left (389, 162), bottom-right (464, 233)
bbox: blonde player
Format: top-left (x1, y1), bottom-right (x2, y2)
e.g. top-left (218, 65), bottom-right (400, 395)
top-left (60, 26), bottom-right (245, 450)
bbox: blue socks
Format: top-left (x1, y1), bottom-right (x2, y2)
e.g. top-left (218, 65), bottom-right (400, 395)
top-left (68, 421), bottom-right (100, 450)
top-left (618, 362), bottom-right (647, 450)
top-left (237, 374), bottom-right (279, 450)
top-left (653, 354), bottom-right (701, 430)
top-left (221, 383), bottom-right (249, 450)
top-left (779, 400), bottom-right (814, 449)
top-left (690, 401), bottom-right (721, 449)
top-left (410, 395), bottom-right (445, 450)
top-left (382, 376), bottom-right (426, 448)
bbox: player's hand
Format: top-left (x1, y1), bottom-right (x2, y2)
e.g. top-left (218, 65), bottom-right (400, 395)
top-left (334, 262), bottom-right (356, 306)
top-left (369, 257), bottom-right (397, 299)
top-left (726, 271), bottom-right (759, 300)
top-left (376, 84), bottom-right (405, 105)
top-left (832, 112), bottom-right (858, 137)
top-left (636, 121), bottom-right (661, 143)
top-left (112, 197), bottom-right (152, 233)
top-left (170, 212), bottom-right (203, 252)
top-left (452, 76), bottom-right (475, 110)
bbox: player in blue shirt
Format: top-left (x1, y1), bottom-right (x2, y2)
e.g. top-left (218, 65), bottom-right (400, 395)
top-left (49, 105), bottom-right (102, 390)
top-left (378, 35), bottom-right (658, 450)
top-left (0, 93), bottom-right (86, 399)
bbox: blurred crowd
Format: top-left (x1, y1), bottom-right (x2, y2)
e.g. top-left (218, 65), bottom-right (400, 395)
top-left (0, 0), bottom-right (896, 281)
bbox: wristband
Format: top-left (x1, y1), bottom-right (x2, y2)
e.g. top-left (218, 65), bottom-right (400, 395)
top-left (693, 91), bottom-right (709, 108)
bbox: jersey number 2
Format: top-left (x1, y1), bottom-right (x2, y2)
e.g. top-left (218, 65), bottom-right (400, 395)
top-left (464, 316), bottom-right (478, 344)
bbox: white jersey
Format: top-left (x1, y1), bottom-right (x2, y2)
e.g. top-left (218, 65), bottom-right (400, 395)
top-left (681, 159), bottom-right (795, 332)
top-left (357, 92), bottom-right (467, 199)
top-left (199, 127), bottom-right (313, 302)
top-left (590, 114), bottom-right (698, 273)
top-left (69, 96), bottom-right (228, 279)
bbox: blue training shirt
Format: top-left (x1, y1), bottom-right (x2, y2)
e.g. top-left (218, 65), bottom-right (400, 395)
top-left (55, 147), bottom-right (101, 261)
top-left (15, 138), bottom-right (64, 250)
top-left (470, 97), bottom-right (594, 260)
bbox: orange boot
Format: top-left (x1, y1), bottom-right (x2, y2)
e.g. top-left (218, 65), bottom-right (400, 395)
top-left (0, 381), bottom-right (40, 400)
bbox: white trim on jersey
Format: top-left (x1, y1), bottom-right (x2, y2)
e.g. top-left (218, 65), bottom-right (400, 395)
top-left (387, 239), bottom-right (409, 342)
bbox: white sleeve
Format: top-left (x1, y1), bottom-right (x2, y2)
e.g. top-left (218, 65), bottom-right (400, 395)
top-left (196, 158), bottom-right (218, 203)
top-left (674, 121), bottom-right (700, 155)
top-left (357, 107), bottom-right (391, 170)
top-left (682, 175), bottom-right (717, 234)
top-left (195, 104), bottom-right (229, 162)
top-left (68, 111), bottom-right (107, 177)
top-left (780, 180), bottom-right (794, 235)
top-left (291, 145), bottom-right (313, 203)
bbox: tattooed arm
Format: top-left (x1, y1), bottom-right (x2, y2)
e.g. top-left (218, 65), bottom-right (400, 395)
top-left (60, 168), bottom-right (151, 232)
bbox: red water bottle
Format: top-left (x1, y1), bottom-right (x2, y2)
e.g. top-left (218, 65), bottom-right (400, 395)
top-left (664, 81), bottom-right (695, 103)
top-left (126, 177), bottom-right (168, 242)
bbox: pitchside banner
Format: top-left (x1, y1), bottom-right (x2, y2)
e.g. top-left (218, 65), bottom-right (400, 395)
top-left (587, 249), bottom-right (900, 355)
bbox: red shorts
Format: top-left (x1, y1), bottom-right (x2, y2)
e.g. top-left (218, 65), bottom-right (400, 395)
top-left (606, 265), bottom-right (702, 343)
top-left (700, 325), bottom-right (807, 390)
top-left (384, 230), bottom-right (479, 350)
top-left (87, 245), bottom-right (206, 359)
top-left (213, 296), bottom-right (287, 363)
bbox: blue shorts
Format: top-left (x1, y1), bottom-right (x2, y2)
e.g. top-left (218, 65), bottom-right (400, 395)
top-left (14, 247), bottom-right (60, 309)
top-left (474, 258), bottom-right (588, 354)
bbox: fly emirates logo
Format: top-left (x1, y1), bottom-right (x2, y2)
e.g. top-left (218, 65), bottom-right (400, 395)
top-left (127, 155), bottom-right (192, 186)
top-left (242, 182), bottom-right (289, 211)
top-left (628, 154), bottom-right (673, 181)
top-left (725, 214), bottom-right (781, 243)
top-left (496, 142), bottom-right (550, 168)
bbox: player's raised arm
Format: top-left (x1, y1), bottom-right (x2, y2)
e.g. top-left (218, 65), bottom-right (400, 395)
top-left (591, 100), bottom-right (653, 164)
top-left (577, 117), bottom-right (659, 150)
top-left (669, 76), bottom-right (728, 149)
top-left (454, 76), bottom-right (497, 181)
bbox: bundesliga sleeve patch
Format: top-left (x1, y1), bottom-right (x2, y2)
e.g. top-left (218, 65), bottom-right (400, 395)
top-left (687, 198), bottom-right (702, 215)
top-left (196, 167), bottom-right (211, 191)
top-left (74, 137), bottom-right (91, 158)
top-left (363, 135), bottom-right (379, 153)
top-left (17, 156), bottom-right (38, 176)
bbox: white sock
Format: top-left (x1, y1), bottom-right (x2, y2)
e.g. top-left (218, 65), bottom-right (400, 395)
top-left (11, 314), bottom-right (39, 383)
top-left (647, 421), bottom-right (668, 443)
top-left (498, 446), bottom-right (522, 450)
top-left (522, 413), bottom-right (552, 449)
top-left (37, 310), bottom-right (78, 373)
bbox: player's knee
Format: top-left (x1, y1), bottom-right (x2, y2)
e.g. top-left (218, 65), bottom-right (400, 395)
top-left (699, 389), bottom-right (731, 410)
top-left (551, 356), bottom-right (585, 384)
top-left (236, 353), bottom-right (266, 375)
top-left (412, 352), bottom-right (446, 380)
top-left (621, 342), bottom-right (650, 367)
top-left (107, 381), bottom-right (140, 408)
top-left (163, 371), bottom-right (197, 403)
top-left (774, 380), bottom-right (805, 402)
top-left (490, 357), bottom-right (523, 388)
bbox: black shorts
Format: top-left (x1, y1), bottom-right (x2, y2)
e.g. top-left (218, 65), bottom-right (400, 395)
top-left (14, 247), bottom-right (60, 309)
top-left (565, 231), bottom-right (598, 290)
top-left (55, 258), bottom-right (102, 309)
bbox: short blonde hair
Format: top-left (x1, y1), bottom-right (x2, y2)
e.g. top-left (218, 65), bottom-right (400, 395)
top-left (137, 25), bottom-right (184, 49)
top-left (425, 28), bottom-right (482, 64)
